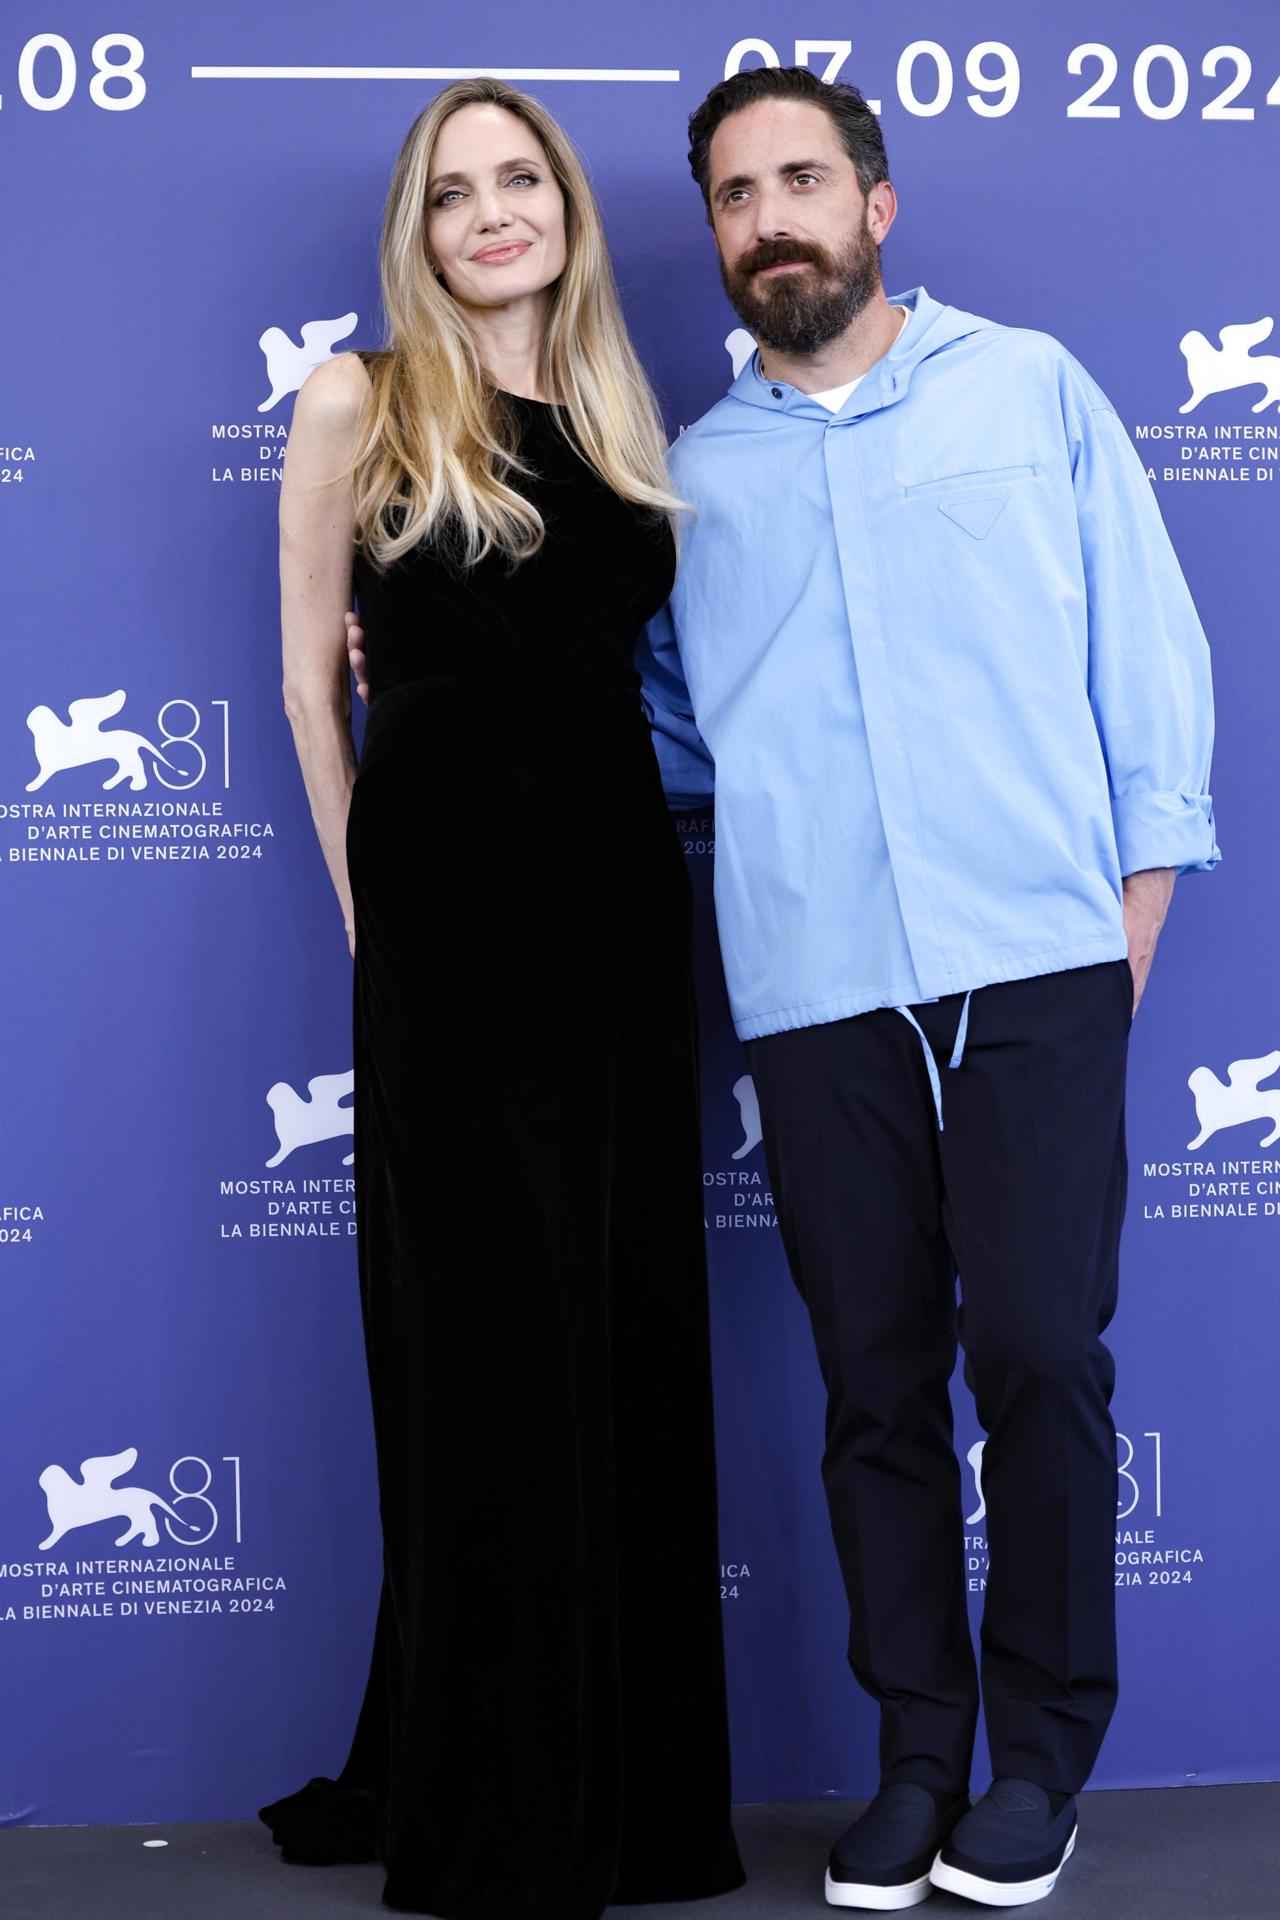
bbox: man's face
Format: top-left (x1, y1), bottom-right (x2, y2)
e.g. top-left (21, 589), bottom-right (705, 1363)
top-left (707, 98), bottom-right (886, 355)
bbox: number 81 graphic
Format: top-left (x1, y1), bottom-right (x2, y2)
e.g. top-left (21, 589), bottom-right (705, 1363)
top-left (968, 1430), bottom-right (1164, 1525)
top-left (150, 700), bottom-right (231, 791)
top-left (163, 1456), bottom-right (243, 1546)
top-left (1117, 1430), bottom-right (1163, 1521)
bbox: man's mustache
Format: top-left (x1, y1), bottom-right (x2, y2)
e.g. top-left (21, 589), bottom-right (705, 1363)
top-left (733, 239), bottom-right (835, 280)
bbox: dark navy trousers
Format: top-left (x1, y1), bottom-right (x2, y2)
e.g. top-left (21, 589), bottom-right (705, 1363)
top-left (747, 959), bottom-right (1131, 1796)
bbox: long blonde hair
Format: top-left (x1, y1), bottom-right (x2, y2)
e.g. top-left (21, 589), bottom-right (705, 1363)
top-left (350, 77), bottom-right (681, 569)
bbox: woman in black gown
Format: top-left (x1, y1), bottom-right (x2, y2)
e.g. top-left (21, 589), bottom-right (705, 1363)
top-left (261, 77), bottom-right (743, 1920)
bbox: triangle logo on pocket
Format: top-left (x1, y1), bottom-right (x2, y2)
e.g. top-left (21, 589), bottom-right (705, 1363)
top-left (938, 491), bottom-right (1009, 539)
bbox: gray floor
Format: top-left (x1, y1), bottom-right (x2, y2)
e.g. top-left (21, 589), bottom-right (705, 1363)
top-left (3, 1786), bottom-right (1276, 1920)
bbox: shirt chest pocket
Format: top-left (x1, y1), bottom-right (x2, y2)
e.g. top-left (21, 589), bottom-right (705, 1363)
top-left (901, 463), bottom-right (1037, 540)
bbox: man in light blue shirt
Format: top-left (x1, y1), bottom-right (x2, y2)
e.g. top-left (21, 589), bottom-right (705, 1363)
top-left (640, 65), bottom-right (1217, 1912)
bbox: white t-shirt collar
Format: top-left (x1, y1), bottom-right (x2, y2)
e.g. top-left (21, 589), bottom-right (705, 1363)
top-left (807, 304), bottom-right (912, 412)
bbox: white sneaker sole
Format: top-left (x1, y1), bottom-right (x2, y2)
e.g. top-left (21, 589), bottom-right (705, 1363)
top-left (825, 1866), bottom-right (934, 1909)
top-left (928, 1826), bottom-right (1076, 1906)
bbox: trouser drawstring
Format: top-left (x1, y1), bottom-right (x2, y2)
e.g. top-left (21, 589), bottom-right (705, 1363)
top-left (950, 989), bottom-right (973, 1072)
top-left (894, 989), bottom-right (973, 1130)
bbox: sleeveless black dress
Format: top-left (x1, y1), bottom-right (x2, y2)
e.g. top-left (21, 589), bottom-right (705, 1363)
top-left (260, 395), bottom-right (744, 1920)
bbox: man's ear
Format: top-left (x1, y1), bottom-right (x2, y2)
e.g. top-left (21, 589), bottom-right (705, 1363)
top-left (867, 179), bottom-right (898, 247)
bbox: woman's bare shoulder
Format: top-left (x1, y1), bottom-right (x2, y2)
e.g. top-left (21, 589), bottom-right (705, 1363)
top-left (285, 354), bottom-right (379, 490)
top-left (293, 349), bottom-right (375, 427)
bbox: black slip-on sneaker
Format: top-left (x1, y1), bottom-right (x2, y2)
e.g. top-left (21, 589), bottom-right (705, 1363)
top-left (929, 1779), bottom-right (1077, 1907)
top-left (825, 1783), bottom-right (970, 1910)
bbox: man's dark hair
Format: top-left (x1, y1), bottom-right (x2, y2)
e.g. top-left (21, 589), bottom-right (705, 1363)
top-left (687, 65), bottom-right (889, 217)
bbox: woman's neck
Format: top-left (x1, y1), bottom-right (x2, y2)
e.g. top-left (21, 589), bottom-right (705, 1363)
top-left (461, 289), bottom-right (553, 401)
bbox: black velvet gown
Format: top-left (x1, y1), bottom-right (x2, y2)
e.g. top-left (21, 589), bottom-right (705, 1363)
top-left (260, 395), bottom-right (744, 1920)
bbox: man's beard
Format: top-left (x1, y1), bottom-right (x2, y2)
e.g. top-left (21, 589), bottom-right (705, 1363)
top-left (721, 220), bottom-right (881, 356)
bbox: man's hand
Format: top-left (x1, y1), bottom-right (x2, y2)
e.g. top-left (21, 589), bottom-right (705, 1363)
top-left (345, 610), bottom-right (369, 705)
top-left (1122, 867), bottom-right (1175, 1017)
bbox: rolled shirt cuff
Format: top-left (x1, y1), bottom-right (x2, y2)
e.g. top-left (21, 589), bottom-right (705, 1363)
top-left (1112, 787), bottom-right (1220, 877)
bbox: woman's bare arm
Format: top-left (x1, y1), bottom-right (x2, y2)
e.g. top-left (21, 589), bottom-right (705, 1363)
top-left (279, 352), bottom-right (372, 953)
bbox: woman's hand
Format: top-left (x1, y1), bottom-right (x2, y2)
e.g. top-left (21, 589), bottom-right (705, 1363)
top-left (345, 611), bottom-right (369, 705)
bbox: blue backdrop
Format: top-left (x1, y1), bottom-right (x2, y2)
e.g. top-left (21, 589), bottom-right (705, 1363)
top-left (3, 0), bottom-right (1277, 1826)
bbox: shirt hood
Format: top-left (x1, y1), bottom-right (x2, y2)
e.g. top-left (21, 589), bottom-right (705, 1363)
top-left (725, 285), bottom-right (996, 417)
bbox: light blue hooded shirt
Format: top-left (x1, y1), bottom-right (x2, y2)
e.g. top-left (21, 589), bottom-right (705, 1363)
top-left (639, 286), bottom-right (1219, 1048)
